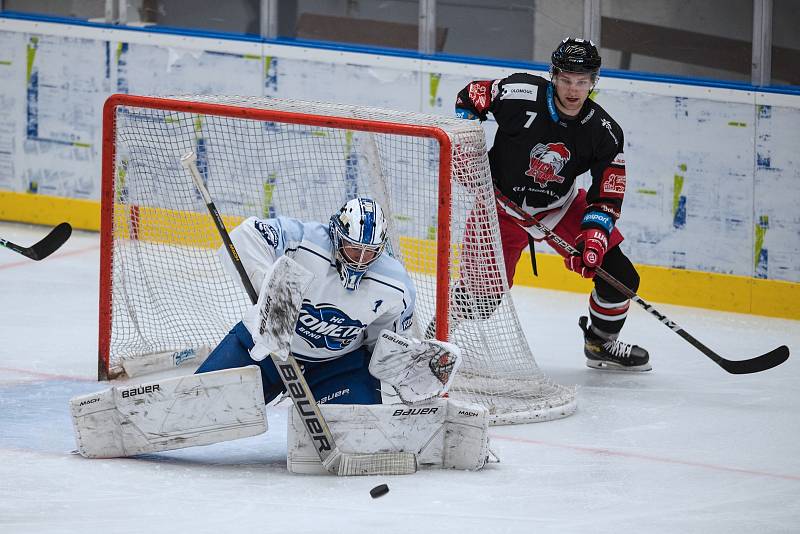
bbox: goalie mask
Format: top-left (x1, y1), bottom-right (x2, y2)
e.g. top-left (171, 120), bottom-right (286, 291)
top-left (329, 197), bottom-right (388, 290)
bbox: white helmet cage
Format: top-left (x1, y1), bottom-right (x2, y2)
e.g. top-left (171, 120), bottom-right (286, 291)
top-left (329, 197), bottom-right (388, 290)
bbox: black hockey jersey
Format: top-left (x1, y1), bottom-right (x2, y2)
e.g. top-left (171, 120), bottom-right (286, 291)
top-left (456, 72), bottom-right (627, 222)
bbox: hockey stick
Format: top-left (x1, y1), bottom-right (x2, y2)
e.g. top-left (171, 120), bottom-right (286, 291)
top-left (494, 187), bottom-right (789, 375)
top-left (0, 222), bottom-right (72, 260)
top-left (181, 151), bottom-right (416, 475)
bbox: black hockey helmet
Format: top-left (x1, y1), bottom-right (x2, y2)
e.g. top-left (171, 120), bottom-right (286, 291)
top-left (551, 37), bottom-right (601, 75)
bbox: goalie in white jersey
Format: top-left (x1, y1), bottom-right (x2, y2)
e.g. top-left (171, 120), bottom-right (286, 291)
top-left (70, 197), bottom-right (487, 467)
top-left (196, 197), bottom-right (435, 405)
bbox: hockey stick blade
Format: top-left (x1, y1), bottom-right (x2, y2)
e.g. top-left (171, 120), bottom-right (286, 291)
top-left (0, 222), bottom-right (72, 260)
top-left (716, 345), bottom-right (789, 375)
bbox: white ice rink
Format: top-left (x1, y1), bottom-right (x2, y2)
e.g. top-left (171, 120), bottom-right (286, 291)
top-left (1, 221), bottom-right (798, 534)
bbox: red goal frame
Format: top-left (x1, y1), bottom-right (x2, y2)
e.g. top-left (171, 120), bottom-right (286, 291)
top-left (98, 94), bottom-right (453, 380)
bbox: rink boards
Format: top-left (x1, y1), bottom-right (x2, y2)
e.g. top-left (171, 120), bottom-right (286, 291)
top-left (0, 14), bottom-right (798, 318)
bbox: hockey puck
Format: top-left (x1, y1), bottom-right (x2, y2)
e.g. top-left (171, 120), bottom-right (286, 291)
top-left (370, 484), bottom-right (389, 499)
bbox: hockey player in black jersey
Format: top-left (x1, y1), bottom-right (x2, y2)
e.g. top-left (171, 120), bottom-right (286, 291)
top-left (454, 37), bottom-right (650, 371)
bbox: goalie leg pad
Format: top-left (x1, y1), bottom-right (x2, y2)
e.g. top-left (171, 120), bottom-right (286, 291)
top-left (70, 366), bottom-right (267, 458)
top-left (121, 345), bottom-right (211, 378)
top-left (286, 399), bottom-right (489, 474)
top-left (442, 398), bottom-right (491, 470)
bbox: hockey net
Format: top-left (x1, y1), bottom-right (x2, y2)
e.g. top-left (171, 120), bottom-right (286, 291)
top-left (100, 94), bottom-right (576, 425)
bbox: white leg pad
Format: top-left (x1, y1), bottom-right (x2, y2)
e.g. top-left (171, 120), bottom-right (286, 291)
top-left (287, 399), bottom-right (490, 474)
top-left (120, 345), bottom-right (211, 378)
top-left (70, 366), bottom-right (267, 458)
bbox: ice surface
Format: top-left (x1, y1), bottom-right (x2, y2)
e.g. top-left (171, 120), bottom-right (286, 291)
top-left (1, 221), bottom-right (798, 533)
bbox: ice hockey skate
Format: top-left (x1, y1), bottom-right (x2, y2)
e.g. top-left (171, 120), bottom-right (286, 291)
top-left (579, 316), bottom-right (651, 371)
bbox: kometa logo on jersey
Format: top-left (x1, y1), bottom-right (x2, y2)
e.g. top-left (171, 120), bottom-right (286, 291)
top-left (296, 302), bottom-right (365, 351)
top-left (525, 142), bottom-right (571, 186)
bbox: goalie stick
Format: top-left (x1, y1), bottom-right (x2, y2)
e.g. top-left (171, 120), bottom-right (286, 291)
top-left (0, 222), bottom-right (72, 261)
top-left (181, 151), bottom-right (416, 476)
top-left (494, 187), bottom-right (789, 375)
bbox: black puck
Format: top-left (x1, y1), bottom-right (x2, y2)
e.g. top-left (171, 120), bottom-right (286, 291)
top-left (370, 484), bottom-right (389, 498)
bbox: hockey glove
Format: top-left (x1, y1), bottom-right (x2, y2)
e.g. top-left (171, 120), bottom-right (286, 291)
top-left (564, 211), bottom-right (612, 279)
top-left (369, 330), bottom-right (463, 405)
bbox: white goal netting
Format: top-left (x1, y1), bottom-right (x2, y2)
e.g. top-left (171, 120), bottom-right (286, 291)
top-left (100, 94), bottom-right (576, 424)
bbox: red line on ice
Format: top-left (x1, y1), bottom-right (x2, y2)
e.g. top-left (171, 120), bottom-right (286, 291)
top-left (491, 434), bottom-right (800, 482)
top-left (0, 244), bottom-right (98, 269)
top-left (0, 366), bottom-right (96, 382)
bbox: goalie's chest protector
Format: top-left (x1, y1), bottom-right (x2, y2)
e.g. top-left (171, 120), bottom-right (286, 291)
top-left (232, 217), bottom-right (414, 362)
top-left (249, 219), bottom-right (413, 363)
top-left (289, 243), bottom-right (412, 362)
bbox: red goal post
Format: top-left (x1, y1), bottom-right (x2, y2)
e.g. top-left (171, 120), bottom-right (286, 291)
top-left (100, 94), bottom-right (576, 424)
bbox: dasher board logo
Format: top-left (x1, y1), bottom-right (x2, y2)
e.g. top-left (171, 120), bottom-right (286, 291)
top-left (525, 142), bottom-right (571, 186)
top-left (296, 301), bottom-right (365, 351)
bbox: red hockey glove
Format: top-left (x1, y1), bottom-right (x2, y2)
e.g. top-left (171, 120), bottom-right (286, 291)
top-left (564, 228), bottom-right (608, 279)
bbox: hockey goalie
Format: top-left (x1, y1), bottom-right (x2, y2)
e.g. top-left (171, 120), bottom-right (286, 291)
top-left (71, 198), bottom-right (491, 473)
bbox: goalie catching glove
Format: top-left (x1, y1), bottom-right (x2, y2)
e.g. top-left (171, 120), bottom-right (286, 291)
top-left (369, 330), bottom-right (462, 404)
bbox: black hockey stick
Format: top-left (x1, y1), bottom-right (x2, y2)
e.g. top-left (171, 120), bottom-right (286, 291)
top-left (494, 188), bottom-right (789, 375)
top-left (0, 222), bottom-right (72, 260)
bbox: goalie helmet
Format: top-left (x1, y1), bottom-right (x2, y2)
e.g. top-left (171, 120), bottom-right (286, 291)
top-left (329, 197), bottom-right (388, 290)
top-left (551, 37), bottom-right (601, 78)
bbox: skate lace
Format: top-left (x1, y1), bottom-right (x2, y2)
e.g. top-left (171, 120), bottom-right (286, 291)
top-left (603, 339), bottom-right (633, 359)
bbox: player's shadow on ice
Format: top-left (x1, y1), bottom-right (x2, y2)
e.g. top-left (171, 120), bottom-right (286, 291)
top-left (542, 367), bottom-right (657, 392)
top-left (129, 451), bottom-right (287, 471)
top-left (122, 433), bottom-right (288, 471)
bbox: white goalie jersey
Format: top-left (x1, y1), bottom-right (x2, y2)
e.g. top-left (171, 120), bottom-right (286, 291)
top-left (221, 216), bottom-right (416, 363)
